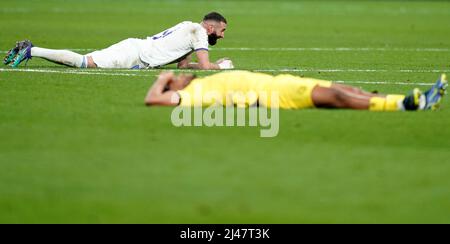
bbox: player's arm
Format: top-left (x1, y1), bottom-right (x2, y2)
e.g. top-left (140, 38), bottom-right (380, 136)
top-left (177, 53), bottom-right (194, 69)
top-left (144, 72), bottom-right (180, 106)
top-left (178, 50), bottom-right (233, 70)
top-left (193, 49), bottom-right (220, 69)
top-left (177, 50), bottom-right (218, 70)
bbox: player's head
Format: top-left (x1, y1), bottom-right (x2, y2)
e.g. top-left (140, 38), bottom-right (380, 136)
top-left (202, 12), bottom-right (227, 46)
top-left (168, 73), bottom-right (196, 91)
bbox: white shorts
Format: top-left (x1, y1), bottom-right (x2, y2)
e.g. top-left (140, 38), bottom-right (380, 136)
top-left (87, 38), bottom-right (148, 69)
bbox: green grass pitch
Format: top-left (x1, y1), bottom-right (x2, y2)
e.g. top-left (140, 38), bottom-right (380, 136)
top-left (1, 0), bottom-right (450, 223)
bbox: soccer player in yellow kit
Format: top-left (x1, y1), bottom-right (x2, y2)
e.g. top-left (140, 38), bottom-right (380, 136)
top-left (144, 71), bottom-right (447, 111)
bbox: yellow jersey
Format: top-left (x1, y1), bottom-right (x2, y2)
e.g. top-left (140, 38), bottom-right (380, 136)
top-left (178, 71), bottom-right (331, 109)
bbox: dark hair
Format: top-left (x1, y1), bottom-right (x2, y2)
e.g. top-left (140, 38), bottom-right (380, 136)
top-left (203, 12), bottom-right (227, 24)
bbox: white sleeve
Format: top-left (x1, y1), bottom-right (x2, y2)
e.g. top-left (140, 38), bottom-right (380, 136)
top-left (191, 24), bottom-right (209, 51)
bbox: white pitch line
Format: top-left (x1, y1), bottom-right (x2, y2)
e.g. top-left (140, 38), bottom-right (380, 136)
top-left (335, 80), bottom-right (433, 86)
top-left (2, 68), bottom-right (448, 74)
top-left (0, 68), bottom-right (435, 86)
top-left (214, 47), bottom-right (450, 52)
top-left (0, 68), bottom-right (150, 77)
top-left (257, 69), bottom-right (386, 72)
top-left (1, 47), bottom-right (450, 54)
top-left (255, 69), bottom-right (450, 73)
top-left (0, 68), bottom-right (221, 75)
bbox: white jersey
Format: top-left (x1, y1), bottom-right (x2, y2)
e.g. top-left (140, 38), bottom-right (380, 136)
top-left (140, 21), bottom-right (209, 68)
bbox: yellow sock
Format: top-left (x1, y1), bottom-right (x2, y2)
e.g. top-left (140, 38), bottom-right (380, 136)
top-left (385, 95), bottom-right (405, 111)
top-left (369, 95), bottom-right (405, 111)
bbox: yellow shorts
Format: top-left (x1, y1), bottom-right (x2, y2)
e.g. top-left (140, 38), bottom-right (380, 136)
top-left (264, 75), bottom-right (332, 109)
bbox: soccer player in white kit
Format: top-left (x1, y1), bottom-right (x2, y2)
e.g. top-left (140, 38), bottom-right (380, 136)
top-left (4, 12), bottom-right (233, 70)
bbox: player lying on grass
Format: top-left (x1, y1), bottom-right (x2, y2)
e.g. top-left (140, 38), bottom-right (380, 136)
top-left (4, 12), bottom-right (233, 70)
top-left (144, 71), bottom-right (447, 111)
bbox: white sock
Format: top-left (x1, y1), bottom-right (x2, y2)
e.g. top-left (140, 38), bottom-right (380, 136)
top-left (31, 47), bottom-right (87, 68)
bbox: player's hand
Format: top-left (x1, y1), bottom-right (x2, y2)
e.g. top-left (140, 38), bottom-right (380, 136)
top-left (157, 71), bottom-right (175, 81)
top-left (157, 71), bottom-right (175, 85)
top-left (216, 58), bottom-right (230, 64)
top-left (217, 58), bottom-right (234, 69)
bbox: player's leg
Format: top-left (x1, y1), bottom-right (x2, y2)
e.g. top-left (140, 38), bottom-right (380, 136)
top-left (3, 40), bottom-right (27, 65)
top-left (312, 85), bottom-right (374, 109)
top-left (321, 74), bottom-right (449, 111)
top-left (422, 74), bottom-right (448, 110)
top-left (31, 47), bottom-right (92, 68)
top-left (4, 40), bottom-right (35, 68)
top-left (4, 40), bottom-right (93, 68)
top-left (331, 83), bottom-right (380, 98)
top-left (311, 84), bottom-right (421, 111)
top-left (87, 38), bottom-right (144, 69)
